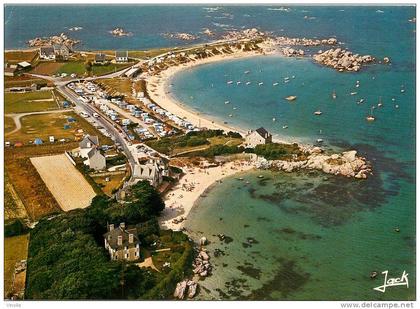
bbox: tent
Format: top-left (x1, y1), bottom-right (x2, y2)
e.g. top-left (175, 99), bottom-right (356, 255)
top-left (64, 124), bottom-right (71, 130)
top-left (34, 138), bottom-right (43, 145)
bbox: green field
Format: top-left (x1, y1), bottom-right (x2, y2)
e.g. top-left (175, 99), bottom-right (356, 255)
top-left (5, 116), bottom-right (16, 134)
top-left (54, 61), bottom-right (130, 76)
top-left (55, 61), bottom-right (87, 75)
top-left (4, 234), bottom-right (29, 298)
top-left (5, 91), bottom-right (58, 114)
top-left (6, 111), bottom-right (113, 145)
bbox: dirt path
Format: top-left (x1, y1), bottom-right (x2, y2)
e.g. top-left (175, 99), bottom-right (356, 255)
top-left (136, 257), bottom-right (159, 272)
top-left (5, 109), bottom-right (72, 136)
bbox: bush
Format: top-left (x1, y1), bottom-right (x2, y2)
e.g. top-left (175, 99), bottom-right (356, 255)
top-left (253, 143), bottom-right (302, 160)
top-left (4, 219), bottom-right (29, 237)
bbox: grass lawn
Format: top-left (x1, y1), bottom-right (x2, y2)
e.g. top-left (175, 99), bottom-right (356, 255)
top-left (56, 61), bottom-right (87, 75)
top-left (91, 63), bottom-right (131, 76)
top-left (97, 77), bottom-right (132, 95)
top-left (30, 62), bottom-right (64, 75)
top-left (5, 50), bottom-right (37, 63)
top-left (5, 91), bottom-right (58, 114)
top-left (5, 116), bottom-right (16, 134)
top-left (5, 172), bottom-right (29, 221)
top-left (92, 172), bottom-right (126, 196)
top-left (7, 111), bottom-right (113, 145)
top-left (4, 234), bottom-right (30, 298)
top-left (171, 136), bottom-right (243, 156)
top-left (5, 75), bottom-right (50, 88)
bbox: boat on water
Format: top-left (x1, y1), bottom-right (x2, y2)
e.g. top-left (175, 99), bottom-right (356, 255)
top-left (401, 89), bottom-right (405, 93)
top-left (246, 81), bottom-right (251, 85)
top-left (284, 80), bottom-right (290, 83)
top-left (233, 107), bottom-right (237, 110)
top-left (258, 82), bottom-right (264, 86)
top-left (392, 98), bottom-right (396, 101)
top-left (258, 175), bottom-right (264, 178)
top-left (284, 77), bottom-right (290, 80)
top-left (356, 84), bottom-right (360, 88)
top-left (282, 125), bottom-right (288, 129)
top-left (224, 100), bottom-right (230, 104)
top-left (272, 117), bottom-right (276, 122)
top-left (314, 110), bottom-right (323, 115)
top-left (366, 106), bottom-right (376, 121)
top-left (237, 81), bottom-right (241, 85)
top-left (377, 96), bottom-right (383, 107)
top-left (273, 82), bottom-right (279, 86)
top-left (227, 81), bottom-right (233, 84)
top-left (244, 70), bottom-right (250, 74)
top-left (395, 105), bottom-right (399, 108)
top-left (358, 98), bottom-right (365, 104)
top-left (285, 95), bottom-right (297, 101)
top-left (316, 138), bottom-right (324, 143)
top-left (332, 90), bottom-right (337, 99)
top-left (229, 114), bottom-right (233, 117)
top-left (292, 75), bottom-right (295, 79)
top-left (350, 92), bottom-right (358, 95)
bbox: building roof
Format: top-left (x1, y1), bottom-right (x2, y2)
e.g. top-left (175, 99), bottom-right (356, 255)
top-left (103, 223), bottom-right (140, 250)
top-left (255, 127), bottom-right (270, 139)
top-left (79, 135), bottom-right (99, 148)
top-left (133, 163), bottom-right (158, 179)
top-left (40, 46), bottom-right (55, 55)
top-left (95, 53), bottom-right (106, 62)
top-left (115, 51), bottom-right (128, 58)
top-left (17, 61), bottom-right (31, 68)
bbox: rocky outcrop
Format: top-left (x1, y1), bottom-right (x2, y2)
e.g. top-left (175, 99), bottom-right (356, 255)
top-left (313, 48), bottom-right (375, 72)
top-left (192, 249), bottom-right (212, 277)
top-left (255, 148), bottom-right (371, 179)
top-left (274, 36), bottom-right (338, 47)
top-left (282, 47), bottom-right (305, 57)
top-left (173, 280), bottom-right (199, 299)
top-left (109, 28), bottom-right (132, 37)
top-left (27, 33), bottom-right (79, 47)
top-left (164, 32), bottom-right (199, 41)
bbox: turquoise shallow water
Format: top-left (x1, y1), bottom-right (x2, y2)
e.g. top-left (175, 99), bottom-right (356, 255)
top-left (5, 4), bottom-right (416, 300)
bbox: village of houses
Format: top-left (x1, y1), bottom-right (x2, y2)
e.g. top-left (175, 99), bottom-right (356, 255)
top-left (4, 37), bottom-right (278, 299)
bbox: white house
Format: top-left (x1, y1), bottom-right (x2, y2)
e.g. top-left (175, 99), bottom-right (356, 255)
top-left (245, 127), bottom-right (272, 148)
top-left (115, 51), bottom-right (128, 63)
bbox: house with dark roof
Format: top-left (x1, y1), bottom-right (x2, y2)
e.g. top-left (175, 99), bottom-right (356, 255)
top-left (245, 127), bottom-right (272, 148)
top-left (115, 51), bottom-right (129, 63)
top-left (103, 222), bottom-right (140, 261)
top-left (79, 135), bottom-right (100, 158)
top-left (53, 44), bottom-right (71, 60)
top-left (84, 148), bottom-right (106, 171)
top-left (39, 47), bottom-right (56, 60)
top-left (94, 53), bottom-right (107, 64)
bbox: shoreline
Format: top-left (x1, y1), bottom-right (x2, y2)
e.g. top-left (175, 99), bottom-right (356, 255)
top-left (159, 160), bottom-right (254, 230)
top-left (145, 47), bottom-right (292, 141)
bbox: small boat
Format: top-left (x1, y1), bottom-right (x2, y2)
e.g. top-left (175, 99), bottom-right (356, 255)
top-left (401, 89), bottom-right (405, 93)
top-left (332, 90), bottom-right (337, 99)
top-left (272, 117), bottom-right (276, 122)
top-left (316, 138), bottom-right (324, 143)
top-left (229, 114), bottom-right (233, 117)
top-left (238, 177), bottom-right (244, 181)
top-left (314, 110), bottom-right (323, 115)
top-left (282, 125), bottom-right (288, 129)
top-left (237, 81), bottom-right (241, 85)
top-left (370, 271), bottom-right (378, 279)
top-left (258, 175), bottom-right (264, 178)
top-left (244, 70), bottom-right (250, 74)
top-left (285, 95), bottom-right (297, 101)
top-left (284, 80), bottom-right (290, 83)
top-left (292, 75), bottom-right (295, 79)
top-left (273, 82), bottom-right (279, 86)
top-left (246, 81), bottom-right (251, 85)
top-left (350, 92), bottom-right (358, 95)
top-left (392, 98), bottom-right (396, 101)
top-left (233, 107), bottom-right (237, 110)
top-left (258, 82), bottom-right (264, 86)
top-left (394, 227), bottom-right (400, 233)
top-left (284, 77), bottom-right (290, 80)
top-left (359, 98), bottom-right (365, 104)
top-left (377, 96), bottom-right (383, 107)
top-left (356, 84), bottom-right (360, 88)
top-left (227, 81), bottom-right (233, 84)
top-left (395, 105), bottom-right (399, 108)
top-left (366, 106), bottom-right (376, 121)
top-left (245, 181), bottom-right (250, 184)
top-left (224, 100), bottom-right (230, 104)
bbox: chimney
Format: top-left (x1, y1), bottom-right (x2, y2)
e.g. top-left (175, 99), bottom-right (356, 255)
top-left (117, 236), bottom-right (123, 246)
top-left (120, 222), bottom-right (125, 229)
top-left (129, 234), bottom-right (134, 244)
top-left (109, 224), bottom-right (114, 231)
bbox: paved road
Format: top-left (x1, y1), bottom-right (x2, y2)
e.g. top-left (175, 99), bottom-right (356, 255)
top-left (57, 85), bottom-right (137, 176)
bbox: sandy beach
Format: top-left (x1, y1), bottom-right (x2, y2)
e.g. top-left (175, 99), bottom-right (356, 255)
top-left (159, 160), bottom-right (255, 230)
top-left (146, 48), bottom-right (275, 135)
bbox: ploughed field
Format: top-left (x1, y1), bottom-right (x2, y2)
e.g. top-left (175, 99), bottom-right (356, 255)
top-left (30, 154), bottom-right (97, 211)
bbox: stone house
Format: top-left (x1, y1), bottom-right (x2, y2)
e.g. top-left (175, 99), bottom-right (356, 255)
top-left (245, 127), bottom-right (272, 148)
top-left (53, 44), bottom-right (71, 60)
top-left (84, 148), bottom-right (106, 171)
top-left (103, 222), bottom-right (140, 261)
top-left (94, 53), bottom-right (107, 64)
top-left (79, 135), bottom-right (100, 158)
top-left (39, 47), bottom-right (56, 60)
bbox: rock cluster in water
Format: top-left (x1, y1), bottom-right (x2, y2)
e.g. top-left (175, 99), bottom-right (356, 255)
top-left (255, 148), bottom-right (372, 179)
top-left (27, 33), bottom-right (79, 47)
top-left (164, 32), bottom-right (199, 41)
top-left (193, 249), bottom-right (212, 277)
top-left (221, 28), bottom-right (267, 40)
top-left (313, 48), bottom-right (375, 72)
top-left (173, 280), bottom-right (198, 299)
top-left (109, 28), bottom-right (132, 37)
top-left (282, 47), bottom-right (305, 57)
top-left (274, 36), bottom-right (338, 46)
